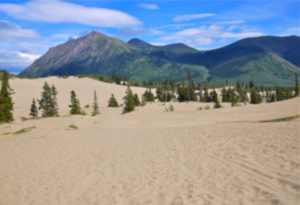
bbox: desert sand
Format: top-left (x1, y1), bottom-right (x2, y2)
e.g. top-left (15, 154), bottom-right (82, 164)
top-left (0, 77), bottom-right (299, 205)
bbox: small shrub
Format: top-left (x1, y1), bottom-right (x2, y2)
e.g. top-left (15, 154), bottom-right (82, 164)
top-left (85, 104), bottom-right (90, 108)
top-left (164, 104), bottom-right (174, 112)
top-left (68, 124), bottom-right (78, 130)
top-left (169, 104), bottom-right (174, 112)
top-left (260, 115), bottom-right (300, 123)
top-left (14, 126), bottom-right (36, 135)
top-left (198, 107), bottom-right (202, 110)
top-left (204, 105), bottom-right (210, 110)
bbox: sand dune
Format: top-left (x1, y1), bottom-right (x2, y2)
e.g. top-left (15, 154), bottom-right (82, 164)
top-left (0, 77), bottom-right (299, 205)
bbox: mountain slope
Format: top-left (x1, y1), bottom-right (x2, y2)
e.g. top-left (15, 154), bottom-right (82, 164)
top-left (20, 32), bottom-right (300, 86)
top-left (209, 52), bottom-right (300, 86)
top-left (20, 32), bottom-right (208, 82)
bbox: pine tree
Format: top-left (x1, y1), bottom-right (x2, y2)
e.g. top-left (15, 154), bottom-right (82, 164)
top-left (0, 70), bottom-right (13, 123)
top-left (275, 86), bottom-right (284, 101)
top-left (69, 90), bottom-right (81, 115)
top-left (231, 89), bottom-right (237, 106)
top-left (295, 73), bottom-right (299, 97)
top-left (187, 71), bottom-right (196, 101)
top-left (250, 89), bottom-right (260, 104)
top-left (133, 93), bottom-right (140, 106)
top-left (212, 90), bottom-right (221, 108)
top-left (29, 98), bottom-right (38, 118)
top-left (177, 80), bottom-right (188, 102)
top-left (108, 94), bottom-right (119, 107)
top-left (249, 81), bottom-right (255, 89)
top-left (38, 82), bottom-right (55, 117)
top-left (51, 85), bottom-right (58, 116)
top-left (204, 87), bottom-right (210, 102)
top-left (92, 90), bottom-right (100, 116)
top-left (123, 86), bottom-right (135, 113)
top-left (143, 88), bottom-right (155, 102)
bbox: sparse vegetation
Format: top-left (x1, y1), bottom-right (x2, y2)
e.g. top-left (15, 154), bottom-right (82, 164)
top-left (69, 90), bottom-right (82, 115)
top-left (0, 70), bottom-right (14, 123)
top-left (38, 82), bottom-right (59, 117)
top-left (68, 124), bottom-right (79, 130)
top-left (295, 73), bottom-right (299, 97)
top-left (123, 86), bottom-right (135, 114)
top-left (108, 94), bottom-right (119, 107)
top-left (13, 126), bottom-right (36, 135)
top-left (260, 115), bottom-right (300, 123)
top-left (133, 93), bottom-right (140, 106)
top-left (29, 98), bottom-right (38, 118)
top-left (164, 104), bottom-right (174, 112)
top-left (212, 90), bottom-right (221, 108)
top-left (91, 90), bottom-right (100, 116)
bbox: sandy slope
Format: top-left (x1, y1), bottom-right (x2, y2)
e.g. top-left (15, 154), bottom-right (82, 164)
top-left (0, 77), bottom-right (299, 205)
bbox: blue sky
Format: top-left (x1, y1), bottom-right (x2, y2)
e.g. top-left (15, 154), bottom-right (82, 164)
top-left (0, 0), bottom-right (299, 73)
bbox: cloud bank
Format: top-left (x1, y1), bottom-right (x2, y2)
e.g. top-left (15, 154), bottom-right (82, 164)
top-left (173, 13), bottom-right (215, 22)
top-left (0, 50), bottom-right (40, 73)
top-left (0, 0), bottom-right (141, 28)
top-left (0, 20), bottom-right (40, 41)
top-left (158, 25), bottom-right (263, 47)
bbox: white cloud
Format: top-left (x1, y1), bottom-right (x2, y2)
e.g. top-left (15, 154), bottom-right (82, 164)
top-left (217, 20), bottom-right (245, 24)
top-left (118, 27), bottom-right (163, 37)
top-left (0, 0), bottom-right (141, 28)
top-left (149, 42), bottom-right (167, 46)
top-left (0, 20), bottom-right (40, 41)
top-left (159, 23), bottom-right (197, 29)
top-left (157, 25), bottom-right (263, 47)
top-left (138, 3), bottom-right (159, 10)
top-left (173, 13), bottom-right (215, 22)
top-left (287, 27), bottom-right (300, 35)
top-left (0, 50), bottom-right (40, 72)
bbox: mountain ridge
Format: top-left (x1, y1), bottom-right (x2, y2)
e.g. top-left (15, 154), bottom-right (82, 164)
top-left (20, 31), bottom-right (300, 86)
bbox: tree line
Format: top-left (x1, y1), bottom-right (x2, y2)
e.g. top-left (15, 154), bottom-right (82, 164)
top-left (0, 70), bottom-right (299, 123)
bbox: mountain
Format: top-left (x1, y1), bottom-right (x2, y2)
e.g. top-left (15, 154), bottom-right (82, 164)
top-left (20, 32), bottom-right (208, 82)
top-left (20, 32), bottom-right (300, 86)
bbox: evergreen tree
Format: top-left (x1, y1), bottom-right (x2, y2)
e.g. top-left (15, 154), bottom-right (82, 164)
top-left (51, 85), bottom-right (58, 116)
top-left (177, 80), bottom-right (188, 102)
top-left (69, 90), bottom-right (81, 114)
top-left (231, 89), bottom-right (237, 106)
top-left (156, 87), bottom-right (164, 102)
top-left (143, 88), bottom-right (155, 102)
top-left (203, 87), bottom-right (211, 102)
top-left (212, 90), bottom-right (221, 108)
top-left (249, 80), bottom-right (255, 89)
top-left (236, 81), bottom-right (242, 93)
top-left (123, 86), bottom-right (135, 114)
top-left (221, 87), bottom-right (227, 102)
top-left (284, 88), bottom-right (293, 99)
top-left (108, 94), bottom-right (119, 107)
top-left (250, 89), bottom-right (260, 104)
top-left (295, 73), bottom-right (299, 96)
top-left (187, 71), bottom-right (196, 101)
top-left (38, 82), bottom-right (55, 117)
top-left (92, 90), bottom-right (100, 116)
top-left (275, 86), bottom-right (284, 101)
top-left (269, 93), bottom-right (276, 102)
top-left (29, 98), bottom-right (38, 118)
top-left (133, 93), bottom-right (140, 106)
top-left (0, 70), bottom-right (13, 123)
